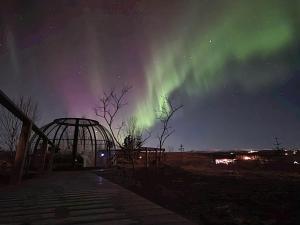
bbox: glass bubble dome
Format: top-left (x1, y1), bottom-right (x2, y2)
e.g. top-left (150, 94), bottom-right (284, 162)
top-left (30, 118), bottom-right (115, 168)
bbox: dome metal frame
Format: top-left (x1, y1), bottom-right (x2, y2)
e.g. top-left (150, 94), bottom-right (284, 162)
top-left (30, 118), bottom-right (115, 168)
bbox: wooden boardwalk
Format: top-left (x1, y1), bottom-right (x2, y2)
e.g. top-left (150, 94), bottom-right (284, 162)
top-left (0, 171), bottom-right (196, 225)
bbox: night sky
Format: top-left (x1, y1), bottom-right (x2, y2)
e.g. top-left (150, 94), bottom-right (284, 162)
top-left (0, 0), bottom-right (300, 151)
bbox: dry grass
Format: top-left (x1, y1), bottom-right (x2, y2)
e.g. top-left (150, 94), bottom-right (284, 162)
top-left (100, 152), bottom-right (300, 225)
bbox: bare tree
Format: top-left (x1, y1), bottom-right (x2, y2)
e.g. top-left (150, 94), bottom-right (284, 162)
top-left (157, 97), bottom-right (183, 152)
top-left (122, 116), bottom-right (151, 170)
top-left (95, 86), bottom-right (131, 148)
top-left (124, 117), bottom-right (151, 148)
top-left (274, 136), bottom-right (283, 151)
top-left (0, 96), bottom-right (38, 160)
top-left (95, 87), bottom-right (153, 173)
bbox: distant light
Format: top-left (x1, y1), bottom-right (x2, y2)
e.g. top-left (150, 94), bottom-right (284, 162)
top-left (100, 153), bottom-right (104, 157)
top-left (284, 153), bottom-right (288, 156)
top-left (230, 152), bottom-right (234, 155)
top-left (242, 156), bottom-right (252, 160)
top-left (293, 151), bottom-right (297, 155)
top-left (294, 161), bottom-right (299, 165)
top-left (215, 159), bottom-right (235, 165)
top-left (248, 150), bottom-right (258, 154)
top-left (138, 156), bottom-right (142, 159)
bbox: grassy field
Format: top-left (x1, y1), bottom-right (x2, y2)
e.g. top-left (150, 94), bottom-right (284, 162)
top-left (100, 152), bottom-right (300, 225)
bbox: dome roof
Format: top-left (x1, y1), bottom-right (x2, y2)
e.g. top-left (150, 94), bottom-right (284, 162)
top-left (29, 118), bottom-right (115, 167)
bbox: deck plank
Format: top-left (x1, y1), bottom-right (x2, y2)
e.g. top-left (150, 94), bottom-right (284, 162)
top-left (0, 171), bottom-right (196, 225)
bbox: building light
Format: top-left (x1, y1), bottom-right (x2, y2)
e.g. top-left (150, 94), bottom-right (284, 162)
top-left (284, 153), bottom-right (288, 156)
top-left (242, 156), bottom-right (252, 160)
top-left (100, 153), bottom-right (105, 157)
top-left (215, 159), bottom-right (235, 165)
top-left (138, 156), bottom-right (142, 159)
top-left (248, 150), bottom-right (258, 154)
top-left (294, 161), bottom-right (299, 165)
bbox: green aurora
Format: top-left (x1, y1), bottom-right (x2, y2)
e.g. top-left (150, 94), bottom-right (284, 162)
top-left (134, 0), bottom-right (300, 129)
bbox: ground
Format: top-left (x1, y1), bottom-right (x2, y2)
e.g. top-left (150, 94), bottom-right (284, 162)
top-left (0, 171), bottom-right (195, 225)
top-left (100, 152), bottom-right (300, 225)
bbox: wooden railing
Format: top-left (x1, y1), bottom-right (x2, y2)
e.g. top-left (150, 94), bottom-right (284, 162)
top-left (0, 89), bottom-right (56, 184)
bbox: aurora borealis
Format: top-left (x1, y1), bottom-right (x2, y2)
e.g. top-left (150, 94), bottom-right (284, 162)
top-left (0, 0), bottom-right (300, 150)
top-left (134, 0), bottom-right (299, 128)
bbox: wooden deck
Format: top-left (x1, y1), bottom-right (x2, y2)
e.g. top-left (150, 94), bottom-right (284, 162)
top-left (0, 171), bottom-right (196, 225)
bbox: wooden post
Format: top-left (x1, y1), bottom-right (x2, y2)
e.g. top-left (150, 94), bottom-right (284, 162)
top-left (10, 120), bottom-right (32, 185)
top-left (38, 139), bottom-right (48, 174)
top-left (47, 148), bottom-right (55, 172)
top-left (159, 149), bottom-right (162, 163)
top-left (72, 119), bottom-right (79, 168)
top-left (145, 148), bottom-right (148, 168)
top-left (155, 148), bottom-right (158, 168)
